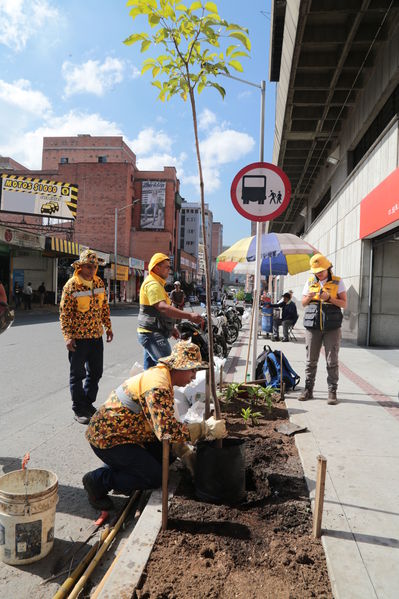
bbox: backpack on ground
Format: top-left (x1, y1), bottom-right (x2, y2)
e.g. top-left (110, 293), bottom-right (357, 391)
top-left (255, 345), bottom-right (300, 390)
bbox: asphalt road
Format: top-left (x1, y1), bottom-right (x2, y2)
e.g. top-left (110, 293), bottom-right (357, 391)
top-left (0, 306), bottom-right (145, 598)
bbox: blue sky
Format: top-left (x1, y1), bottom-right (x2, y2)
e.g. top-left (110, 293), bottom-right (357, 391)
top-left (0, 0), bottom-right (275, 245)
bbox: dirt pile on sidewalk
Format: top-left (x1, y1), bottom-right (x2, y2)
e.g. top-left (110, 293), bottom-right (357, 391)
top-left (135, 398), bottom-right (332, 599)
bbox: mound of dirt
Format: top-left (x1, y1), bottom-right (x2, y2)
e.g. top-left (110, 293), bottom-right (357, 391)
top-left (135, 397), bottom-right (332, 599)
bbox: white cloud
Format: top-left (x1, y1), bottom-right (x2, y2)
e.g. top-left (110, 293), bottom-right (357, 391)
top-left (62, 57), bottom-right (125, 97)
top-left (129, 127), bottom-right (173, 156)
top-left (200, 129), bottom-right (255, 166)
top-left (0, 0), bottom-right (60, 52)
top-left (131, 66), bottom-right (141, 79)
top-left (181, 127), bottom-right (255, 193)
top-left (0, 110), bottom-right (123, 169)
top-left (198, 108), bottom-right (217, 130)
top-left (0, 79), bottom-right (51, 114)
top-left (136, 152), bottom-right (186, 174)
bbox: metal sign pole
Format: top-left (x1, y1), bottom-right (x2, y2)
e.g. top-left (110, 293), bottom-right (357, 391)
top-left (251, 80), bottom-right (266, 380)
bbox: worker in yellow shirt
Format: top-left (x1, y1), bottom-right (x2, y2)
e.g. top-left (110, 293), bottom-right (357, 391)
top-left (137, 253), bottom-right (203, 369)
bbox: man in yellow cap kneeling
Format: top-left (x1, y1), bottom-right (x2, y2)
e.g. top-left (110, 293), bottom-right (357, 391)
top-left (137, 253), bottom-right (203, 369)
top-left (83, 341), bottom-right (226, 510)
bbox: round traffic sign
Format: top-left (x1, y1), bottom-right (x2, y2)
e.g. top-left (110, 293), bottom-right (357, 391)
top-left (230, 162), bottom-right (291, 222)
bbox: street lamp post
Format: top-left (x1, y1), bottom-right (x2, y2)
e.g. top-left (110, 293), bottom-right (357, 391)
top-left (222, 74), bottom-right (266, 380)
top-left (114, 199), bottom-right (140, 305)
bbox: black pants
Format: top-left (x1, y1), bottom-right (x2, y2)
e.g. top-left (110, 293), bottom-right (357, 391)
top-left (89, 441), bottom-right (173, 496)
top-left (69, 338), bottom-right (103, 413)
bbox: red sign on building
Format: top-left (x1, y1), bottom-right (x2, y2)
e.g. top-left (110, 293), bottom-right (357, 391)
top-left (360, 167), bottom-right (399, 238)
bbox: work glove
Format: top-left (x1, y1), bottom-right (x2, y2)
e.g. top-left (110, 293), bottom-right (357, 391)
top-left (188, 416), bottom-right (227, 444)
top-left (172, 443), bottom-right (196, 477)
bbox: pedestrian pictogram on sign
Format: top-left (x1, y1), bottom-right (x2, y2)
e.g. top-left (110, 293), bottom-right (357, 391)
top-left (231, 162), bottom-right (291, 222)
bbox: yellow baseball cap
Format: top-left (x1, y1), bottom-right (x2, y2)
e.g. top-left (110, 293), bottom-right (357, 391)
top-left (148, 253), bottom-right (169, 272)
top-left (310, 253), bottom-right (332, 274)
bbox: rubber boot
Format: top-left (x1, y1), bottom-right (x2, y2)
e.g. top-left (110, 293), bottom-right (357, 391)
top-left (298, 387), bottom-right (313, 401)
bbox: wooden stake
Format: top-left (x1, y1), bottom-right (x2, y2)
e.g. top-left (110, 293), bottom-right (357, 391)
top-left (205, 368), bottom-right (211, 419)
top-left (280, 351), bottom-right (284, 401)
top-left (162, 439), bottom-right (170, 531)
top-left (219, 364), bottom-right (223, 391)
top-left (313, 455), bottom-right (327, 538)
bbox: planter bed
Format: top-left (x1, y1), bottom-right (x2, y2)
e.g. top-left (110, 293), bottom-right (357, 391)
top-left (135, 396), bottom-right (332, 599)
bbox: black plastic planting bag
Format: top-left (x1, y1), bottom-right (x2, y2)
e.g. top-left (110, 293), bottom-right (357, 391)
top-left (194, 438), bottom-right (246, 504)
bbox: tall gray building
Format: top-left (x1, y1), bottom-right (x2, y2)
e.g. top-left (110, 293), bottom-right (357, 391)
top-left (178, 202), bottom-right (213, 282)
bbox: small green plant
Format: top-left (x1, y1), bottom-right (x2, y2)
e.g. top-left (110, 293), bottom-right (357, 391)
top-left (224, 383), bottom-right (244, 403)
top-left (235, 289), bottom-right (245, 301)
top-left (241, 407), bottom-right (262, 426)
top-left (256, 385), bottom-right (274, 411)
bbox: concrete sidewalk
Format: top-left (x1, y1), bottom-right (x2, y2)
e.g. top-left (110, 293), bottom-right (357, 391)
top-left (225, 319), bottom-right (399, 599)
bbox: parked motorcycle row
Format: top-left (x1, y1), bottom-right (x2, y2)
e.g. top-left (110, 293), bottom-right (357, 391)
top-left (176, 304), bottom-right (244, 361)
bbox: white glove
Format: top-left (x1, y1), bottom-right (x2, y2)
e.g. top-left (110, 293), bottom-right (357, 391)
top-left (188, 416), bottom-right (227, 443)
top-left (172, 443), bottom-right (196, 477)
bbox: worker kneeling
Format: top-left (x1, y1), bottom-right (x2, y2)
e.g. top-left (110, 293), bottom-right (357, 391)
top-left (83, 341), bottom-right (226, 510)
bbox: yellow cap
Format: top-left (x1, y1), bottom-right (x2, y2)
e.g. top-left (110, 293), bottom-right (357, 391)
top-left (310, 253), bottom-right (332, 274)
top-left (148, 253), bottom-right (169, 272)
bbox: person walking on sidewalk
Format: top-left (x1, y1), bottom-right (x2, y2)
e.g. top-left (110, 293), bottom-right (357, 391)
top-left (137, 253), bottom-right (203, 370)
top-left (269, 292), bottom-right (298, 341)
top-left (60, 249), bottom-right (113, 425)
top-left (299, 254), bottom-right (347, 405)
top-left (38, 281), bottom-right (46, 307)
top-left (169, 280), bottom-right (186, 309)
top-left (83, 341), bottom-right (226, 509)
top-left (23, 282), bottom-right (33, 310)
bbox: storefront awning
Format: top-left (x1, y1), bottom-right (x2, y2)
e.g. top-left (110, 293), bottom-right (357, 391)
top-left (47, 237), bottom-right (82, 256)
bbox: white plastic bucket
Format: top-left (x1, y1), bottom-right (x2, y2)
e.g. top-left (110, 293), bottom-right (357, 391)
top-left (0, 469), bottom-right (58, 565)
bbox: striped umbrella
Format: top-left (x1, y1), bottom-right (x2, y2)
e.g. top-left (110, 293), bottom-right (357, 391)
top-left (217, 233), bottom-right (318, 277)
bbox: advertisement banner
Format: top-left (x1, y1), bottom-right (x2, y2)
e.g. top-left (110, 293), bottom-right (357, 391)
top-left (0, 174), bottom-right (78, 220)
top-left (140, 180), bottom-right (166, 229)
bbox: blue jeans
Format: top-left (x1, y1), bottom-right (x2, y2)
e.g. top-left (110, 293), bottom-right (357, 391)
top-left (69, 338), bottom-right (103, 413)
top-left (89, 442), bottom-right (173, 495)
top-left (137, 331), bottom-right (171, 370)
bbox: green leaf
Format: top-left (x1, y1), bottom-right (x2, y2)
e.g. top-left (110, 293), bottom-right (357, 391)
top-left (151, 80), bottom-right (162, 89)
top-left (141, 63), bottom-right (154, 74)
top-left (176, 3), bottom-right (188, 9)
top-left (204, 2), bottom-right (218, 13)
top-left (211, 82), bottom-right (226, 98)
top-left (128, 7), bottom-right (142, 19)
top-left (124, 32), bottom-right (147, 45)
top-left (152, 66), bottom-right (160, 77)
top-left (228, 31), bottom-right (251, 50)
top-left (141, 39), bottom-right (151, 52)
top-left (189, 1), bottom-right (202, 12)
top-left (198, 80), bottom-right (206, 93)
top-left (228, 59), bottom-right (243, 72)
top-left (148, 13), bottom-right (161, 26)
top-left (229, 50), bottom-right (249, 59)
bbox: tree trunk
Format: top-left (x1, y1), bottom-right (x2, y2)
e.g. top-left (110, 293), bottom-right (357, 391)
top-left (189, 88), bottom-right (221, 419)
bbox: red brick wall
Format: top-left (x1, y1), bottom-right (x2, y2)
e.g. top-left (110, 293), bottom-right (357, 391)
top-left (42, 135), bottom-right (136, 170)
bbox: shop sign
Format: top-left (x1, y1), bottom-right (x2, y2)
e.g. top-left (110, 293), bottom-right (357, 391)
top-left (0, 225), bottom-right (45, 250)
top-left (108, 264), bottom-right (129, 281)
top-left (1, 174), bottom-right (78, 220)
top-left (360, 166), bottom-right (399, 238)
top-left (129, 257), bottom-right (145, 269)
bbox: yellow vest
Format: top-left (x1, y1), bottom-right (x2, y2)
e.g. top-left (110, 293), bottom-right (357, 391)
top-left (308, 275), bottom-right (341, 301)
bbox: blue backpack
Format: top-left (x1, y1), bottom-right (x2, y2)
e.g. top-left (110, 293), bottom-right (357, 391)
top-left (256, 345), bottom-right (300, 390)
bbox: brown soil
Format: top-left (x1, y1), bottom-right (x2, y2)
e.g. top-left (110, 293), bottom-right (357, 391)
top-left (135, 395), bottom-right (333, 599)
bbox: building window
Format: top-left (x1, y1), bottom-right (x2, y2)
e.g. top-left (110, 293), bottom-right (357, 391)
top-left (311, 188), bottom-right (331, 222)
top-left (60, 157), bottom-right (69, 164)
top-left (98, 156), bottom-right (107, 163)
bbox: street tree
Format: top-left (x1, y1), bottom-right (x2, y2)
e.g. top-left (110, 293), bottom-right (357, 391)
top-left (124, 0), bottom-right (251, 412)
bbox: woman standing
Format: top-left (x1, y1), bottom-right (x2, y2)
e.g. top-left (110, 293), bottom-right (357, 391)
top-left (299, 254), bottom-right (347, 405)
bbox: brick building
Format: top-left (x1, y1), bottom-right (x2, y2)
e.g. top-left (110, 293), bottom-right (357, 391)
top-left (0, 135), bottom-right (184, 303)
